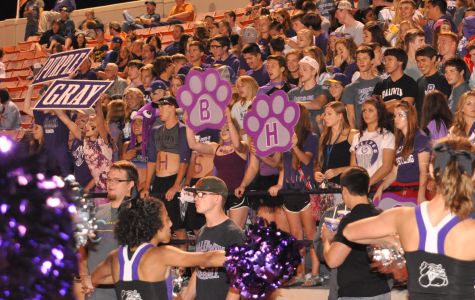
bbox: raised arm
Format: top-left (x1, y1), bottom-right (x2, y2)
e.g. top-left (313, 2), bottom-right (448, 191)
top-left (94, 96), bottom-right (109, 142)
top-left (54, 110), bottom-right (82, 140)
top-left (226, 108), bottom-right (247, 153)
top-left (185, 126), bottom-right (217, 155)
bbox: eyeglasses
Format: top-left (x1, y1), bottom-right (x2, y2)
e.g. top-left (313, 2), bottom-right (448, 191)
top-left (210, 45), bottom-right (222, 49)
top-left (194, 191), bottom-right (218, 198)
top-left (106, 178), bottom-right (131, 184)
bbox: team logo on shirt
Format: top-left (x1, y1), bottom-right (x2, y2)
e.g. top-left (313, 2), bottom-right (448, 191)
top-left (357, 87), bottom-right (374, 104)
top-left (121, 290), bottom-right (143, 300)
top-left (418, 261), bottom-right (449, 288)
top-left (355, 140), bottom-right (379, 167)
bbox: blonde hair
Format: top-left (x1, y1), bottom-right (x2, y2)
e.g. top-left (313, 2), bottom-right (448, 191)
top-left (450, 91), bottom-right (475, 138)
top-left (297, 29), bottom-right (315, 48)
top-left (233, 75), bottom-right (258, 106)
top-left (433, 137), bottom-right (474, 219)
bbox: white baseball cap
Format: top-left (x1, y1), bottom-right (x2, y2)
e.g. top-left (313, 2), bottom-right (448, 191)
top-left (299, 56), bottom-right (320, 71)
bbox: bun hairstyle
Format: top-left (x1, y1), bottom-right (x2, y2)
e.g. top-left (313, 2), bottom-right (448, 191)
top-left (115, 197), bottom-right (165, 248)
top-left (432, 137), bottom-right (475, 219)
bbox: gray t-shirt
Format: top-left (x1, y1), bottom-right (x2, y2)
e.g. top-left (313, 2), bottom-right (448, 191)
top-left (342, 77), bottom-right (381, 129)
top-left (196, 219), bottom-right (245, 300)
top-left (0, 101), bottom-right (20, 130)
top-left (448, 82), bottom-right (470, 113)
top-left (335, 21), bottom-right (364, 45)
top-left (86, 203), bottom-right (119, 300)
top-left (288, 83), bottom-right (329, 134)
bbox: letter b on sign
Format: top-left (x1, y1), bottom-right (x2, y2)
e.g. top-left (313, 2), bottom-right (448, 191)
top-left (199, 99), bottom-right (210, 121)
top-left (265, 122), bottom-right (278, 147)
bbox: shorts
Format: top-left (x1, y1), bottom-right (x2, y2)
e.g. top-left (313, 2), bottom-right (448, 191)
top-left (226, 193), bottom-right (249, 211)
top-left (183, 178), bottom-right (206, 231)
top-left (247, 174), bottom-right (283, 209)
top-left (151, 174), bottom-right (185, 230)
top-left (283, 192), bottom-right (310, 213)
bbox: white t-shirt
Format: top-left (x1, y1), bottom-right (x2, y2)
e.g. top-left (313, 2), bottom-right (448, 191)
top-left (350, 129), bottom-right (395, 177)
top-left (231, 100), bottom-right (252, 130)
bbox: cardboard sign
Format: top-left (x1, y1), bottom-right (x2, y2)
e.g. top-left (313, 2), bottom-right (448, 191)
top-left (176, 68), bottom-right (232, 132)
top-left (33, 48), bottom-right (92, 85)
top-left (33, 79), bottom-right (113, 110)
top-left (243, 90), bottom-right (300, 157)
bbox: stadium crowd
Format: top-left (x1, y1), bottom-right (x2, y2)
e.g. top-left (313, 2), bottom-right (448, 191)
top-left (0, 0), bottom-right (474, 299)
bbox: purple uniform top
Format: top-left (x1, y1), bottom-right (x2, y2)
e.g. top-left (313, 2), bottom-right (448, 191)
top-left (395, 130), bottom-right (430, 183)
top-left (258, 157), bottom-right (280, 177)
top-left (282, 133), bottom-right (318, 190)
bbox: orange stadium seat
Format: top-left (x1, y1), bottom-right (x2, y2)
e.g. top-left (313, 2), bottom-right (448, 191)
top-left (194, 12), bottom-right (211, 22)
top-left (214, 10), bottom-right (226, 20)
top-left (17, 50), bottom-right (36, 61)
top-left (149, 25), bottom-right (171, 35)
top-left (235, 7), bottom-right (247, 16)
top-left (0, 80), bottom-right (19, 89)
top-left (2, 45), bottom-right (18, 53)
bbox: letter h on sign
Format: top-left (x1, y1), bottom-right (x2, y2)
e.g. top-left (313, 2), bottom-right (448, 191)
top-left (265, 122), bottom-right (278, 147)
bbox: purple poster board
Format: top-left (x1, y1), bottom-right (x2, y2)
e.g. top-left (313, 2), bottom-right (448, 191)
top-left (243, 90), bottom-right (300, 157)
top-left (176, 68), bottom-right (232, 132)
top-left (32, 48), bottom-right (92, 85)
top-left (33, 79), bottom-right (113, 110)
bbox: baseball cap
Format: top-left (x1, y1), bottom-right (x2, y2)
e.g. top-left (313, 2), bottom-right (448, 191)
top-left (325, 73), bottom-right (348, 87)
top-left (337, 0), bottom-right (353, 10)
top-left (185, 176), bottom-right (228, 198)
top-left (145, 1), bottom-right (157, 6)
top-left (111, 36), bottom-right (123, 44)
top-left (151, 80), bottom-right (168, 92)
top-left (157, 96), bottom-right (179, 108)
top-left (299, 56), bottom-right (320, 71)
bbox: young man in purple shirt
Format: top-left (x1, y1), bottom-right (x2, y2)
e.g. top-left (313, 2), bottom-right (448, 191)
top-left (257, 55), bottom-right (294, 95)
top-left (242, 43), bottom-right (270, 87)
top-left (178, 41), bottom-right (210, 76)
top-left (207, 35), bottom-right (240, 81)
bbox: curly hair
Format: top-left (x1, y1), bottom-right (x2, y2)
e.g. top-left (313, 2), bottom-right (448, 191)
top-left (115, 197), bottom-right (165, 248)
top-left (359, 96), bottom-right (392, 138)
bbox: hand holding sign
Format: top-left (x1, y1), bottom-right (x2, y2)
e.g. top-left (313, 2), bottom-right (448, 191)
top-left (244, 91), bottom-right (300, 157)
top-left (176, 69), bottom-right (232, 132)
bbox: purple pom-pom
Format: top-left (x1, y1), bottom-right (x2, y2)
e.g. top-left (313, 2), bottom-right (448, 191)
top-left (224, 218), bottom-right (301, 299)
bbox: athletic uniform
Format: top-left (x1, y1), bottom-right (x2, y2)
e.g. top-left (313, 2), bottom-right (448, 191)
top-left (116, 243), bottom-right (171, 300)
top-left (405, 202), bottom-right (475, 299)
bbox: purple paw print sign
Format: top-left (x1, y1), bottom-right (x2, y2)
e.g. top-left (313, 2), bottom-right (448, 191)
top-left (244, 90), bottom-right (300, 157)
top-left (176, 68), bottom-right (232, 132)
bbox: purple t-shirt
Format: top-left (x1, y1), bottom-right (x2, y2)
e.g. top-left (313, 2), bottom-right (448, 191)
top-left (426, 119), bottom-right (449, 141)
top-left (34, 110), bottom-right (74, 177)
top-left (395, 130), bottom-right (430, 183)
top-left (147, 122), bottom-right (191, 163)
top-left (71, 139), bottom-right (94, 188)
top-left (282, 133), bottom-right (318, 190)
top-left (247, 64), bottom-right (270, 87)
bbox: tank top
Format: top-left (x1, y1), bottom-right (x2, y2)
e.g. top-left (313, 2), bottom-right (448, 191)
top-left (115, 243), bottom-right (168, 300)
top-left (322, 139), bottom-right (351, 184)
top-left (404, 202), bottom-right (475, 299)
top-left (258, 156), bottom-right (279, 177)
top-left (213, 147), bottom-right (247, 191)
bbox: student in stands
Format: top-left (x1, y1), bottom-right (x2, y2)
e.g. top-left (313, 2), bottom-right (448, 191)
top-left (153, 56), bottom-right (175, 86)
top-left (257, 55), bottom-right (293, 95)
top-left (449, 90), bottom-right (475, 143)
top-left (104, 63), bottom-right (128, 97)
top-left (343, 47), bottom-right (381, 129)
top-left (333, 36), bottom-right (357, 85)
top-left (164, 25), bottom-right (185, 55)
top-left (242, 43), bottom-right (270, 87)
top-left (421, 91), bottom-right (452, 143)
top-left (0, 89), bottom-right (20, 130)
top-left (415, 45), bottom-right (451, 121)
top-left (269, 105), bottom-right (321, 286)
top-left (444, 58), bottom-right (470, 113)
top-left (285, 49), bottom-right (303, 86)
top-left (207, 35), bottom-right (241, 82)
top-left (178, 41), bottom-right (210, 76)
top-left (372, 47), bottom-right (417, 113)
top-left (231, 75), bottom-right (258, 131)
top-left (374, 101), bottom-right (431, 209)
top-left (350, 97), bottom-right (395, 188)
top-left (334, 0), bottom-right (364, 45)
